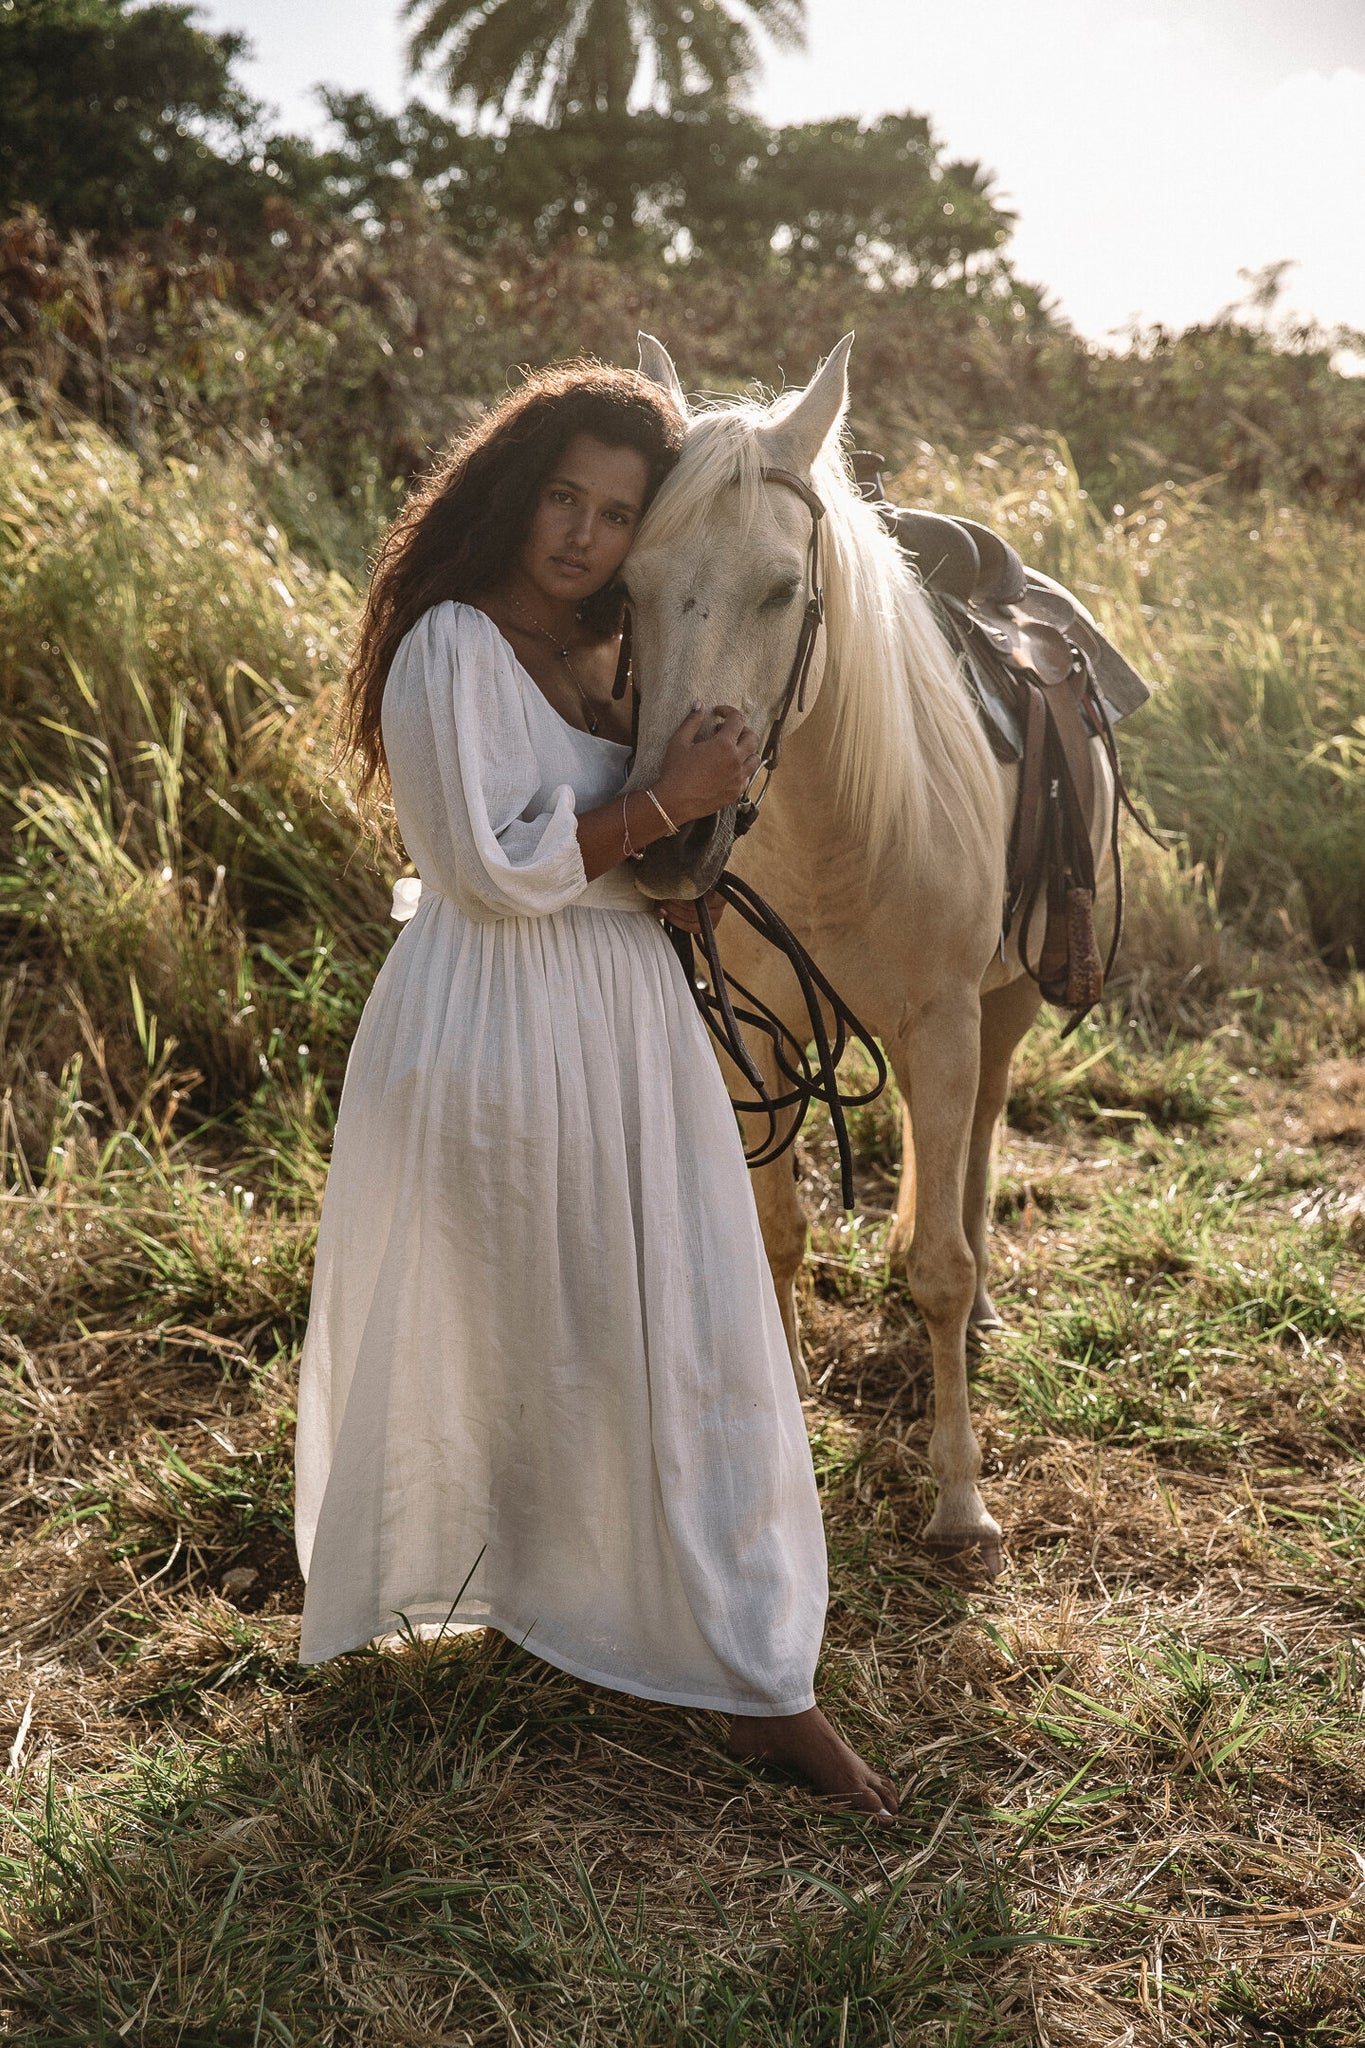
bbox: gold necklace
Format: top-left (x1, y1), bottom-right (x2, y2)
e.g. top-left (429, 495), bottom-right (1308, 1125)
top-left (511, 599), bottom-right (600, 735)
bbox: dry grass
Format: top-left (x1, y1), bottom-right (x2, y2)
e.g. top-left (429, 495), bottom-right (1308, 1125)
top-left (2, 1014), bottom-right (1364, 2045)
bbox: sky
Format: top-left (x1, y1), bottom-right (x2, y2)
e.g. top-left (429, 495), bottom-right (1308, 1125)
top-left (193, 0), bottom-right (1365, 345)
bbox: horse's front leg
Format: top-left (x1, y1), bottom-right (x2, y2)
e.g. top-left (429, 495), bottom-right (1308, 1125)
top-left (889, 986), bottom-right (1003, 1575)
top-left (751, 1150), bottom-right (812, 1397)
top-left (722, 1029), bottom-right (813, 1397)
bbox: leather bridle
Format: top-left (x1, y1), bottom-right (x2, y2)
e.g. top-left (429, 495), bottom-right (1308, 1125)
top-left (733, 465), bottom-right (827, 838)
top-left (611, 461), bottom-right (828, 781)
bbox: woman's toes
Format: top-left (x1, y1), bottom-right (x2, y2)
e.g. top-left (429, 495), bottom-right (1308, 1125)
top-left (848, 1775), bottom-right (897, 1821)
top-left (846, 1785), bottom-right (889, 1818)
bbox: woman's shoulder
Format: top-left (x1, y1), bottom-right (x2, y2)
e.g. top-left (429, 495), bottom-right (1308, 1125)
top-left (388, 603), bottom-right (531, 739)
top-left (392, 602), bottom-right (521, 689)
top-left (403, 600), bottom-right (502, 656)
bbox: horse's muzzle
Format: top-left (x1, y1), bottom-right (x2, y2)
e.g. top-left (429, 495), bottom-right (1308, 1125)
top-left (632, 807), bottom-right (736, 899)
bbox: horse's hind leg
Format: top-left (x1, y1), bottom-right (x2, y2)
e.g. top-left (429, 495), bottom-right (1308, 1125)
top-left (966, 976), bottom-right (1042, 1330)
top-left (889, 987), bottom-right (1003, 1574)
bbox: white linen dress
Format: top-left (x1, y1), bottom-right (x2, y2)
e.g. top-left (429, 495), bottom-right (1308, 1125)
top-left (294, 601), bottom-right (828, 1713)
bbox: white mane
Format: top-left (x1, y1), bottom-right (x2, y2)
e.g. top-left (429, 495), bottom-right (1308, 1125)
top-left (640, 396), bottom-right (1004, 872)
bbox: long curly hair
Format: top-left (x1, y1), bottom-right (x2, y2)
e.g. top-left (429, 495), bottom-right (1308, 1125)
top-left (340, 360), bottom-right (685, 804)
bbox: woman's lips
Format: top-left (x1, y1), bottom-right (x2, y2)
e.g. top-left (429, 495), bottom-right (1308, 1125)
top-left (551, 557), bottom-right (590, 576)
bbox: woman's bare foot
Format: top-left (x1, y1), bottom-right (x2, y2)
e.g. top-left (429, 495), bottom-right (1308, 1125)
top-left (729, 1706), bottom-right (899, 1822)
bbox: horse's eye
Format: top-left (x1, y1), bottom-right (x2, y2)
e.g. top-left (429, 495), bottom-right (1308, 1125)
top-left (761, 581), bottom-right (799, 612)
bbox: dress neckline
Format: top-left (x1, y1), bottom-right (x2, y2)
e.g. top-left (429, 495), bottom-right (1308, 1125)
top-left (479, 608), bottom-right (633, 751)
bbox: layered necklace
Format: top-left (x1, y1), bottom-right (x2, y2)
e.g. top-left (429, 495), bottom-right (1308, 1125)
top-left (510, 597), bottom-right (601, 735)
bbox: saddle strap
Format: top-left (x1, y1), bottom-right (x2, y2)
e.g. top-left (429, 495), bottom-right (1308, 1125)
top-left (1008, 658), bottom-right (1123, 1024)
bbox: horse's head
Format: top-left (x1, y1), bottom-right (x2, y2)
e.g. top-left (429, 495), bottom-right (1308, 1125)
top-left (624, 333), bottom-right (854, 899)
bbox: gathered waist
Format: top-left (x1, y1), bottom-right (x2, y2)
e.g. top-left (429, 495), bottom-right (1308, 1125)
top-left (572, 870), bottom-right (658, 916)
top-left (390, 873), bottom-right (658, 925)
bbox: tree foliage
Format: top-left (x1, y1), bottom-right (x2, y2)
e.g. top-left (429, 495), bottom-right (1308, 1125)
top-left (321, 96), bottom-right (1013, 285)
top-left (0, 0), bottom-right (322, 242)
top-left (2, 0), bottom-right (1363, 526)
top-left (1055, 312), bottom-right (1365, 509)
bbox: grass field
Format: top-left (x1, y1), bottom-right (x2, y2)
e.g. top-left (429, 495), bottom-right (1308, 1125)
top-left (2, 400), bottom-right (1364, 2042)
top-left (2, 995), bottom-right (1364, 2045)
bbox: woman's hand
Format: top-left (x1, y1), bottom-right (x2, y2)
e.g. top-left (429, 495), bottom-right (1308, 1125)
top-left (657, 891), bottom-right (726, 934)
top-left (653, 703), bottom-right (762, 825)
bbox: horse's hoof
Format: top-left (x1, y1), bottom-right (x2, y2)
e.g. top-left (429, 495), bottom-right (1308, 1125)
top-left (921, 1532), bottom-right (1005, 1580)
top-left (969, 1293), bottom-right (1004, 1333)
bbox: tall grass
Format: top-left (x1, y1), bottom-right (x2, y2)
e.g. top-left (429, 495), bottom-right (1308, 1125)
top-left (0, 404), bottom-right (391, 1172)
top-left (3, 404), bottom-right (1361, 1185)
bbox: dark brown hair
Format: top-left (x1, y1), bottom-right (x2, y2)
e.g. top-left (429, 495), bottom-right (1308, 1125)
top-left (340, 359), bottom-right (684, 802)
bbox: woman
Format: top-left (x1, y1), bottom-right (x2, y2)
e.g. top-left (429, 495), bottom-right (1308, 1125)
top-left (295, 361), bottom-right (898, 1820)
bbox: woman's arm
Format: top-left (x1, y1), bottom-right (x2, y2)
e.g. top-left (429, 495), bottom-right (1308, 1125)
top-left (576, 703), bottom-right (760, 882)
top-left (576, 786), bottom-right (679, 880)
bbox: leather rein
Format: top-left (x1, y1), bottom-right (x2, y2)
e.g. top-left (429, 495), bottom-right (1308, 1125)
top-left (654, 464), bottom-right (889, 1211)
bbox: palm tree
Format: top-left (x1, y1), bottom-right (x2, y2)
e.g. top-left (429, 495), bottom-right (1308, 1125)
top-left (403, 0), bottom-right (807, 123)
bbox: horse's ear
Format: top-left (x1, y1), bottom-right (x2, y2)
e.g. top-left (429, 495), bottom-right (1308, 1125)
top-left (637, 332), bottom-right (688, 417)
top-left (764, 332), bottom-right (854, 472)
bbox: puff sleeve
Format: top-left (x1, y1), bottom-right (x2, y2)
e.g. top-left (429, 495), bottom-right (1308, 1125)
top-left (381, 602), bottom-right (589, 922)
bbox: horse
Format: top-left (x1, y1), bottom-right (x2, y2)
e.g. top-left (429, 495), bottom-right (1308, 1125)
top-left (623, 333), bottom-right (1117, 1575)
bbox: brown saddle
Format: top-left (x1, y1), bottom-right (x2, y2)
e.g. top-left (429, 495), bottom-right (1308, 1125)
top-left (851, 453), bottom-right (1154, 1023)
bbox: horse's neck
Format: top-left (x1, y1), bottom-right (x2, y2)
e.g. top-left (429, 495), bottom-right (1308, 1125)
top-left (751, 678), bottom-right (886, 911)
top-left (748, 605), bottom-right (1010, 933)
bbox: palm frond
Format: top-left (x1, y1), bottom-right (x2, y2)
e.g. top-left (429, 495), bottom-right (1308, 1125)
top-left (455, 0), bottom-right (577, 110)
top-left (402, 0), bottom-right (487, 72)
top-left (553, 0), bottom-right (637, 116)
top-left (674, 3), bottom-right (757, 100)
top-left (403, 0), bottom-right (806, 114)
top-left (738, 0), bottom-right (807, 52)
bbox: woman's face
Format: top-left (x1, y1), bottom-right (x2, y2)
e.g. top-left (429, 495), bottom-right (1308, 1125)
top-left (519, 433), bottom-right (651, 608)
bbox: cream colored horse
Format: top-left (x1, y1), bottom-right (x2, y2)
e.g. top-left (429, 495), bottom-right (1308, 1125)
top-left (625, 333), bottom-right (1115, 1573)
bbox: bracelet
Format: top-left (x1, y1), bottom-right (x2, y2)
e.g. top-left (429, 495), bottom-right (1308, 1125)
top-left (643, 786), bottom-right (680, 837)
top-left (621, 791), bottom-right (643, 862)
